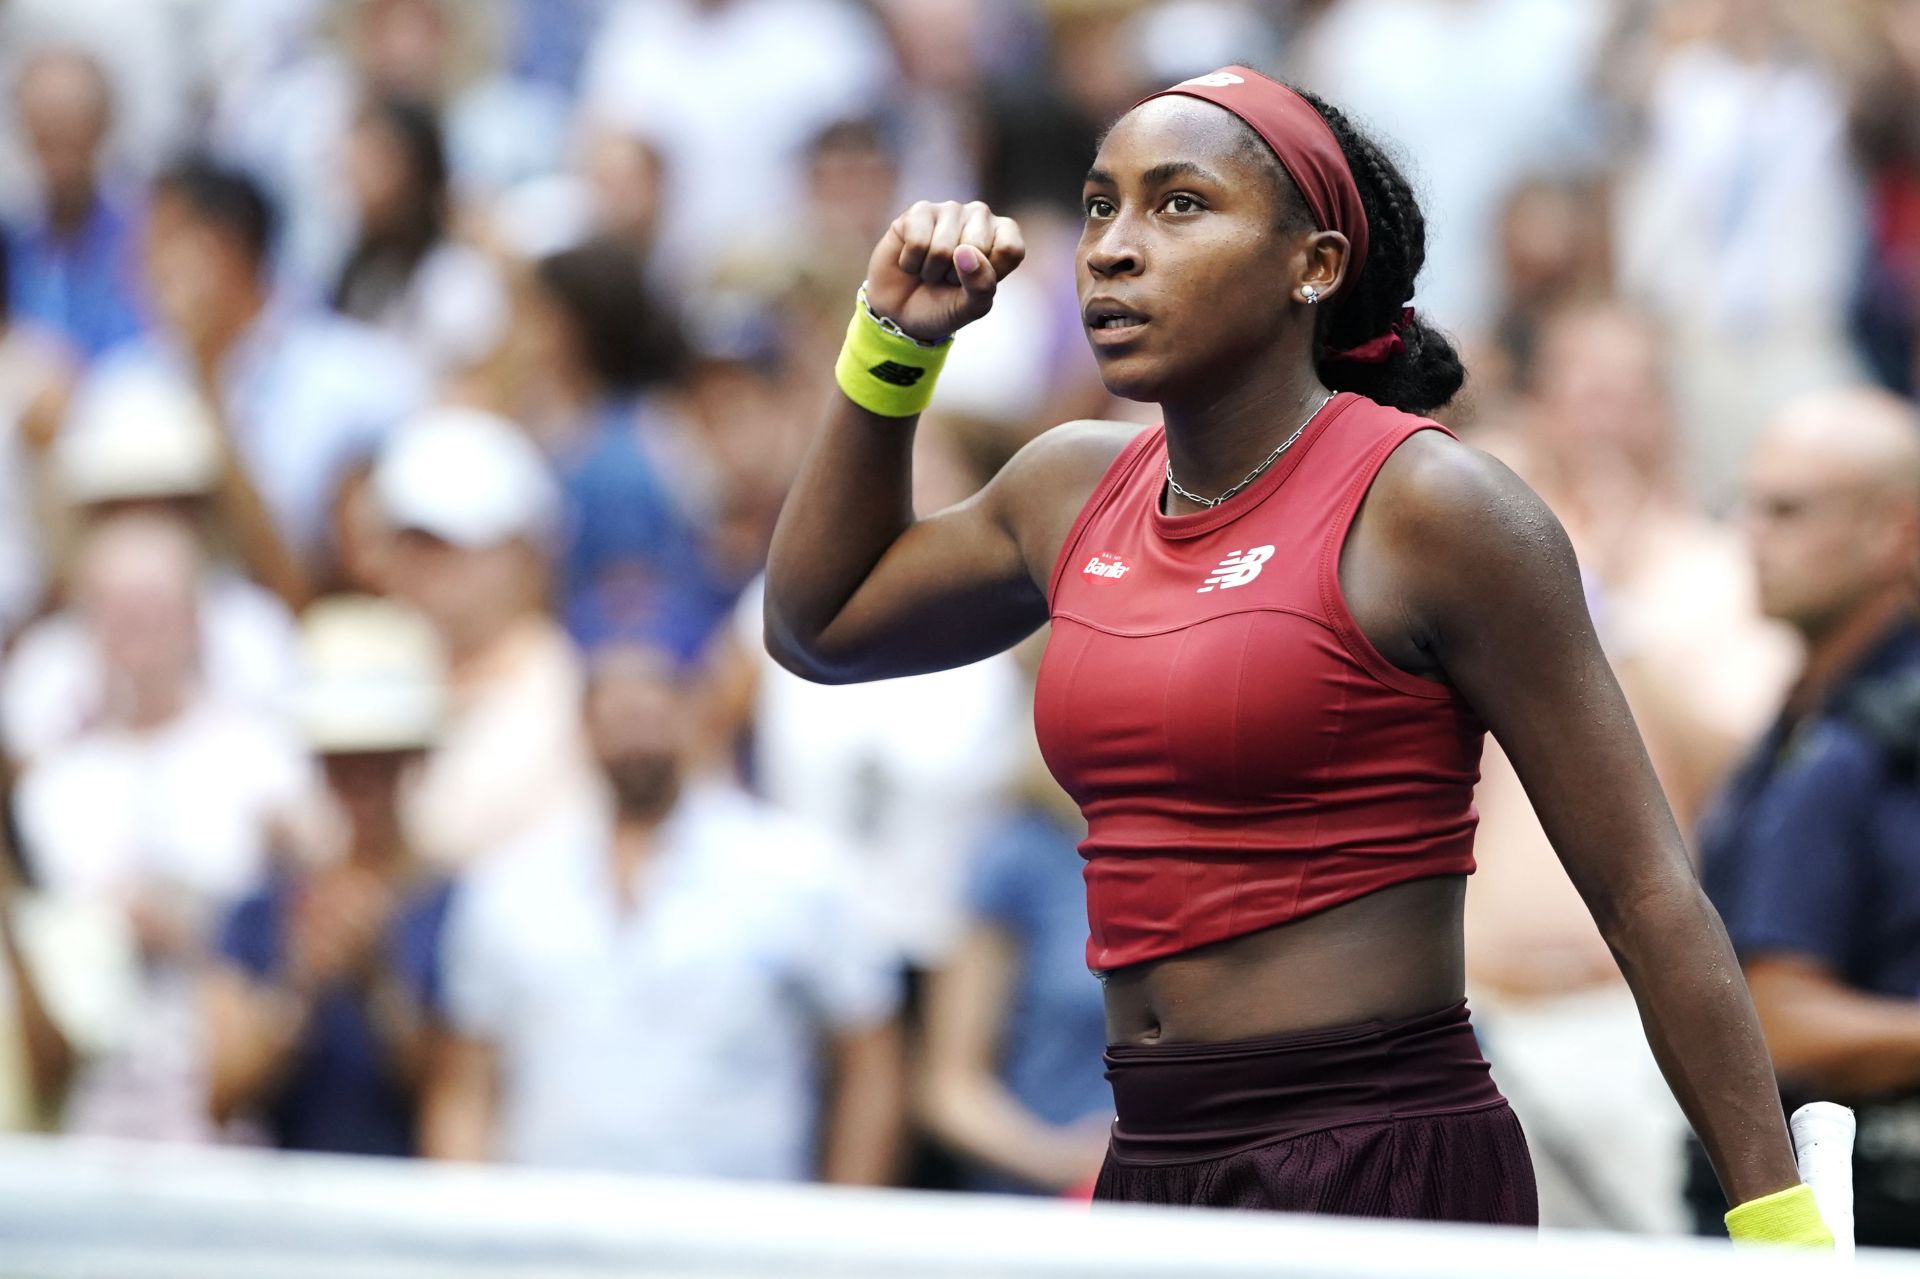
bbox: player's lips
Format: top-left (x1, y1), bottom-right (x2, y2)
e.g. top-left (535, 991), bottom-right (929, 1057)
top-left (1084, 298), bottom-right (1151, 347)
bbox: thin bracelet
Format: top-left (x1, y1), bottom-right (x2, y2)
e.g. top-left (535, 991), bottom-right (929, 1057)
top-left (858, 283), bottom-right (952, 349)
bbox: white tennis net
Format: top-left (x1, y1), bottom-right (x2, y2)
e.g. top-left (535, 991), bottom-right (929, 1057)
top-left (0, 1135), bottom-right (1898, 1278)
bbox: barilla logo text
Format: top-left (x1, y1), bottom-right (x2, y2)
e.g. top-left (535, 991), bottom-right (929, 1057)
top-left (1083, 552), bottom-right (1131, 580)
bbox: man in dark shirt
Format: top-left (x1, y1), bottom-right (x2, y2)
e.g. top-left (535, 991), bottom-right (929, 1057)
top-left (1692, 387), bottom-right (1920, 1246)
top-left (203, 597), bottom-right (451, 1156)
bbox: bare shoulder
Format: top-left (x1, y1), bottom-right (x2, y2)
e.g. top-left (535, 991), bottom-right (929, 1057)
top-left (987, 417), bottom-right (1150, 586)
top-left (1370, 428), bottom-right (1574, 570)
top-left (1357, 427), bottom-right (1585, 654)
top-left (989, 417), bottom-right (1147, 525)
top-left (1000, 418), bottom-right (1147, 493)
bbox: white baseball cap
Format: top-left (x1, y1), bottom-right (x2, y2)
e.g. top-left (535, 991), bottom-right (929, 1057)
top-left (373, 406), bottom-right (560, 549)
top-left (298, 594), bottom-right (447, 754)
top-left (55, 369), bottom-right (222, 506)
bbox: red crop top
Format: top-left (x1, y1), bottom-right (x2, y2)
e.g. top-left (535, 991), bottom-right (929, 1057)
top-left (1033, 393), bottom-right (1484, 972)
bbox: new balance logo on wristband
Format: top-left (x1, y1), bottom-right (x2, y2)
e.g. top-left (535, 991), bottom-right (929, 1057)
top-left (1198, 545), bottom-right (1273, 592)
top-left (867, 361), bottom-right (927, 387)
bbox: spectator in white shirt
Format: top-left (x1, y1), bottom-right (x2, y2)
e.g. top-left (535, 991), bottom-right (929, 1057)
top-left (374, 406), bottom-right (599, 868)
top-left (3, 369), bottom-right (299, 764)
top-left (422, 642), bottom-right (905, 1183)
top-left (12, 511), bottom-right (308, 1141)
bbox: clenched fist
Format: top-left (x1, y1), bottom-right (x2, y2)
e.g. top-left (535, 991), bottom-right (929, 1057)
top-left (864, 200), bottom-right (1026, 344)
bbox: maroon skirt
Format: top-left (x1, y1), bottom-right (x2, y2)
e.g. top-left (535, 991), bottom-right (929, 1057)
top-left (1093, 1001), bottom-right (1537, 1225)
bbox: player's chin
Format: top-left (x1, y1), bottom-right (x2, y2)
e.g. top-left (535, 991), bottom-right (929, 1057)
top-left (1090, 350), bottom-right (1173, 403)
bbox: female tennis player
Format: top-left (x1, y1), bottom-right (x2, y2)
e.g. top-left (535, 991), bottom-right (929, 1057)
top-left (765, 66), bottom-right (1830, 1241)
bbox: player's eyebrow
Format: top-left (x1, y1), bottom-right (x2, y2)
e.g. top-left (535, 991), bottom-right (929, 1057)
top-left (1083, 161), bottom-right (1226, 189)
top-left (1140, 160), bottom-right (1225, 187)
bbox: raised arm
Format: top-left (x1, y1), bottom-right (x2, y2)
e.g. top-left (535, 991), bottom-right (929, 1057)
top-left (1367, 435), bottom-right (1804, 1213)
top-left (765, 201), bottom-right (1070, 684)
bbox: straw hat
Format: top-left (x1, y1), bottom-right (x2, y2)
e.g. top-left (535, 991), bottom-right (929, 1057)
top-left (297, 594), bottom-right (447, 754)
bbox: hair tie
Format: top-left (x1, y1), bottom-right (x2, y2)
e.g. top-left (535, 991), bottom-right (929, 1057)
top-left (1330, 307), bottom-right (1416, 365)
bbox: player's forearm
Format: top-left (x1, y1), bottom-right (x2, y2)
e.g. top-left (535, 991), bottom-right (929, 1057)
top-left (1605, 878), bottom-right (1803, 1207)
top-left (763, 395), bottom-right (918, 678)
top-left (1747, 960), bottom-right (1920, 1098)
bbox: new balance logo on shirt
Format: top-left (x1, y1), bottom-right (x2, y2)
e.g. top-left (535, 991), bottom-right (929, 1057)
top-left (1198, 545), bottom-right (1273, 593)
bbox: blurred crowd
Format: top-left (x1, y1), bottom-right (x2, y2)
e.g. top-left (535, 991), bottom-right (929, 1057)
top-left (0, 0), bottom-right (1916, 1244)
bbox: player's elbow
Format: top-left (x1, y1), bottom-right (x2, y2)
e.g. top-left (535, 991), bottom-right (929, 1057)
top-left (761, 616), bottom-right (863, 685)
top-left (1584, 863), bottom-right (1707, 960)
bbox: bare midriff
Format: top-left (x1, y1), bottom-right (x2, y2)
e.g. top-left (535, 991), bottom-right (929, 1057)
top-left (1098, 875), bottom-right (1468, 1045)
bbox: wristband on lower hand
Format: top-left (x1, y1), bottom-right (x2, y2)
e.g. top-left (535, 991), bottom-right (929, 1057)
top-left (1724, 1182), bottom-right (1835, 1248)
top-left (833, 285), bottom-right (953, 418)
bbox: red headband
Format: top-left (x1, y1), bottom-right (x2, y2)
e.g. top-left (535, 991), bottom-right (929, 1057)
top-left (1134, 65), bottom-right (1370, 288)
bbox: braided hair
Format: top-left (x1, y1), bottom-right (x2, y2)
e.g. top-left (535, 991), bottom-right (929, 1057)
top-left (1263, 90), bottom-right (1465, 416)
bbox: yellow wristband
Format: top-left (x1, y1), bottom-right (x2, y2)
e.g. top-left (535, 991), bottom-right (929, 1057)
top-left (1724, 1183), bottom-right (1834, 1248)
top-left (833, 286), bottom-right (952, 418)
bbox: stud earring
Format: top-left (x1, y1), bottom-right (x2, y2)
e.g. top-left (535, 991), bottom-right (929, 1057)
top-left (1301, 286), bottom-right (1321, 305)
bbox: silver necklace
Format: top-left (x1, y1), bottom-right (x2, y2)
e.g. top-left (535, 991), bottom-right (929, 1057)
top-left (1165, 393), bottom-right (1334, 510)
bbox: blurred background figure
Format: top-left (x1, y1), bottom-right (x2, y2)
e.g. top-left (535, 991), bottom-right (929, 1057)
top-left (514, 238), bottom-right (733, 657)
top-left (209, 0), bottom-right (571, 292)
top-left (373, 407), bottom-right (597, 870)
top-left (1609, 0), bottom-right (1867, 504)
top-left (916, 660), bottom-right (1110, 1196)
top-left (579, 0), bottom-right (896, 295)
top-left (0, 842), bottom-right (85, 1134)
top-left (724, 419), bottom-right (1027, 982)
top-left (0, 229), bottom-right (74, 640)
top-left (423, 642), bottom-right (904, 1183)
top-left (1291, 0), bottom-right (1612, 340)
top-left (978, 0), bottom-right (1153, 222)
top-left (1688, 387), bottom-right (1920, 1248)
top-left (204, 595), bottom-right (451, 1157)
top-left (330, 94), bottom-right (509, 388)
top-left (81, 156), bottom-right (427, 571)
top-left (1841, 0), bottom-right (1920, 400)
top-left (1480, 178), bottom-right (1614, 402)
top-left (6, 47), bottom-right (141, 360)
top-left (4, 370), bottom-right (299, 765)
top-left (10, 512), bottom-right (307, 1141)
